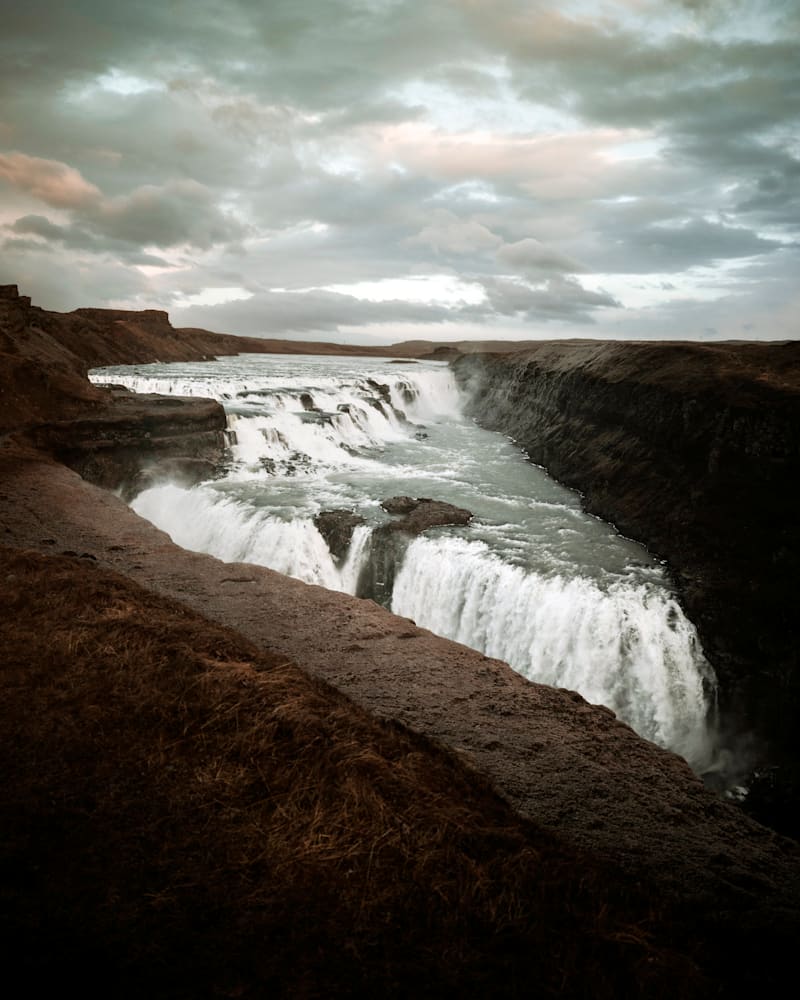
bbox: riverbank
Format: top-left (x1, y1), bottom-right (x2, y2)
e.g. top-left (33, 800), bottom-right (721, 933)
top-left (3, 538), bottom-right (714, 998)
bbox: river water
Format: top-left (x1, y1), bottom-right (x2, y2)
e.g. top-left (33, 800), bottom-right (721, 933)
top-left (90, 353), bottom-right (718, 772)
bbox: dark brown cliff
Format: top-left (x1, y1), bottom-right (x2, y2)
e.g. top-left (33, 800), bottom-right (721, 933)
top-left (0, 285), bottom-right (229, 489)
top-left (453, 341), bottom-right (800, 809)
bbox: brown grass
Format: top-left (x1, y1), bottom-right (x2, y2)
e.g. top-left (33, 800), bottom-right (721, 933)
top-left (0, 547), bottom-right (709, 998)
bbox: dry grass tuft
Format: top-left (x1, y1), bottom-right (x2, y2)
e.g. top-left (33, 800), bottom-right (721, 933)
top-left (0, 547), bottom-right (708, 998)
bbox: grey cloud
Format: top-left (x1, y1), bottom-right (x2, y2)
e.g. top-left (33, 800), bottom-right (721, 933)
top-left (1, 0), bottom-right (796, 339)
top-left (90, 180), bottom-right (248, 249)
top-left (0, 242), bottom-right (150, 311)
top-left (2, 237), bottom-right (55, 255)
top-left (7, 214), bottom-right (169, 264)
top-left (408, 210), bottom-right (502, 255)
top-left (496, 238), bottom-right (586, 275)
top-left (624, 219), bottom-right (783, 271)
top-left (172, 287), bottom-right (452, 336)
top-left (475, 275), bottom-right (618, 322)
top-left (9, 215), bottom-right (68, 241)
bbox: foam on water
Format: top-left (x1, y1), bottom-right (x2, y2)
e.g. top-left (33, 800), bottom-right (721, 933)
top-left (391, 535), bottom-right (716, 770)
top-left (132, 483), bottom-right (372, 593)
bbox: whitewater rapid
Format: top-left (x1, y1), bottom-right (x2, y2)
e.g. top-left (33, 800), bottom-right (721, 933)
top-left (90, 353), bottom-right (718, 771)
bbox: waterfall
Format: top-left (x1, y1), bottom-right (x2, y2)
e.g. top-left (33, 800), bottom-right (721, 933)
top-left (95, 354), bottom-right (719, 772)
top-left (391, 535), bottom-right (716, 770)
top-left (132, 483), bottom-right (373, 593)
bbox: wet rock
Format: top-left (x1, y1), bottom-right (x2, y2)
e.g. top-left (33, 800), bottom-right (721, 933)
top-left (298, 410), bottom-right (334, 425)
top-left (381, 496), bottom-right (418, 515)
top-left (398, 384), bottom-right (417, 405)
top-left (356, 498), bottom-right (473, 606)
top-left (355, 528), bottom-right (408, 606)
top-left (299, 392), bottom-right (319, 412)
top-left (314, 509), bottom-right (366, 562)
top-left (380, 496), bottom-right (472, 535)
top-left (366, 379), bottom-right (391, 402)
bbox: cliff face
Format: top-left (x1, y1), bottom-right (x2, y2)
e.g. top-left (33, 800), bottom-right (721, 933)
top-left (26, 388), bottom-right (229, 499)
top-left (0, 285), bottom-right (106, 429)
top-left (0, 285), bottom-right (228, 491)
top-left (453, 342), bottom-right (800, 769)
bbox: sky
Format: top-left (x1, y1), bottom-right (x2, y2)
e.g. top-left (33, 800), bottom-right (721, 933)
top-left (1, 0), bottom-right (798, 343)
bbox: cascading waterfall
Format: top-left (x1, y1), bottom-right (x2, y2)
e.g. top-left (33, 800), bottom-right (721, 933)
top-left (132, 482), bottom-right (372, 594)
top-left (391, 535), bottom-right (714, 767)
top-left (92, 353), bottom-right (718, 773)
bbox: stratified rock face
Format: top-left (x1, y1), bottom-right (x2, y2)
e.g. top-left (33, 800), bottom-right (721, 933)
top-left (27, 387), bottom-right (229, 500)
top-left (453, 342), bottom-right (800, 763)
top-left (0, 290), bottom-right (232, 493)
top-left (0, 285), bottom-right (107, 430)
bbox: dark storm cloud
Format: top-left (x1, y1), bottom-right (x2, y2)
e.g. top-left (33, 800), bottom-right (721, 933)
top-left (5, 214), bottom-right (169, 265)
top-left (597, 219), bottom-right (785, 274)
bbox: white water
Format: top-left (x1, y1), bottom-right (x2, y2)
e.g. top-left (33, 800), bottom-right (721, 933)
top-left (91, 354), bottom-right (718, 772)
top-left (133, 482), bottom-right (370, 594)
top-left (392, 535), bottom-right (711, 766)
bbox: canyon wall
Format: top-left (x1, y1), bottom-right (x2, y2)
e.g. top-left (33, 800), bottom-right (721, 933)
top-left (0, 285), bottom-right (229, 492)
top-left (3, 284), bottom-right (800, 989)
top-left (453, 342), bottom-right (800, 779)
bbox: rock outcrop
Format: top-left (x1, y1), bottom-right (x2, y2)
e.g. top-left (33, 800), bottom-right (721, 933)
top-left (313, 509), bottom-right (366, 561)
top-left (355, 497), bottom-right (473, 604)
top-left (453, 342), bottom-right (800, 795)
top-left (27, 387), bottom-right (229, 499)
top-left (380, 495), bottom-right (473, 534)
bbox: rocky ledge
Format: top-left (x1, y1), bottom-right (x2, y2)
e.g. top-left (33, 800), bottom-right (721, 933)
top-left (25, 386), bottom-right (229, 500)
top-left (380, 495), bottom-right (473, 534)
top-left (453, 342), bottom-right (800, 826)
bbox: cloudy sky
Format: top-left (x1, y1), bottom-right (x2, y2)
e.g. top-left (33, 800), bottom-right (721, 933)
top-left (1, 0), bottom-right (798, 342)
